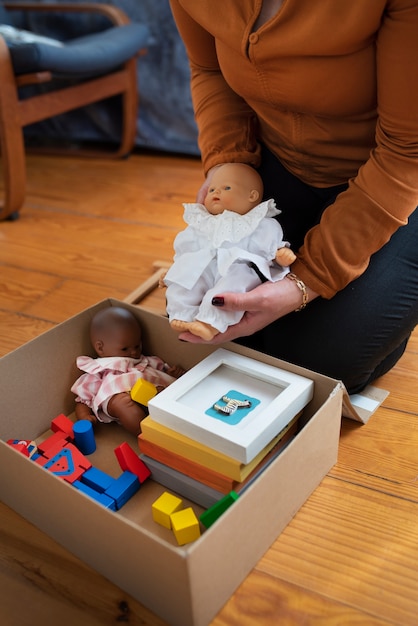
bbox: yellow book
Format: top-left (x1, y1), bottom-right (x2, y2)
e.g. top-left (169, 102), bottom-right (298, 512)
top-left (141, 413), bottom-right (300, 482)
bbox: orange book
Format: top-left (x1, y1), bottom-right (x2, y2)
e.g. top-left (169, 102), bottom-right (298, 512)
top-left (141, 411), bottom-right (301, 481)
top-left (138, 435), bottom-right (235, 492)
top-left (138, 420), bottom-right (299, 495)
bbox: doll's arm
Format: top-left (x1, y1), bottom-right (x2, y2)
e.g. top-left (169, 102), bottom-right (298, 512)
top-left (275, 247), bottom-right (296, 266)
top-left (75, 401), bottom-right (98, 425)
top-left (164, 364), bottom-right (186, 378)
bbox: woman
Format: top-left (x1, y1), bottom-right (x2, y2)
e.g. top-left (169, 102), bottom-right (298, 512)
top-left (168, 0), bottom-right (418, 393)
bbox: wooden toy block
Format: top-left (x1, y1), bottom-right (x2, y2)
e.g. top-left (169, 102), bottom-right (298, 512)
top-left (152, 492), bottom-right (183, 529)
top-left (104, 471), bottom-right (140, 510)
top-left (34, 441), bottom-right (92, 484)
top-left (74, 480), bottom-right (117, 511)
top-left (40, 439), bottom-right (92, 468)
top-left (73, 419), bottom-right (96, 455)
top-left (114, 442), bottom-right (151, 483)
top-left (37, 431), bottom-right (70, 456)
top-left (35, 448), bottom-right (86, 484)
top-left (130, 377), bottom-right (158, 405)
top-left (62, 442), bottom-right (93, 471)
top-left (170, 507), bottom-right (201, 545)
top-left (80, 467), bottom-right (114, 494)
top-left (50, 413), bottom-right (75, 439)
top-left (7, 439), bottom-right (36, 457)
top-left (200, 491), bottom-right (239, 529)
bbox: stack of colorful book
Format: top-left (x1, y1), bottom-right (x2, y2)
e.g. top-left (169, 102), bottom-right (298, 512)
top-left (138, 349), bottom-right (314, 507)
top-left (138, 413), bottom-right (300, 507)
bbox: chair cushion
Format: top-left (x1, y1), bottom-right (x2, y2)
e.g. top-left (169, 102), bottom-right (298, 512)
top-left (0, 24), bottom-right (64, 47)
top-left (5, 22), bottom-right (150, 76)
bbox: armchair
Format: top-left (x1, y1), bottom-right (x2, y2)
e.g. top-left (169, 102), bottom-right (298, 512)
top-left (0, 2), bottom-right (150, 220)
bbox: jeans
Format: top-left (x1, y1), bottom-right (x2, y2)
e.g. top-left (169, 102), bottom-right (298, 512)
top-left (238, 145), bottom-right (418, 394)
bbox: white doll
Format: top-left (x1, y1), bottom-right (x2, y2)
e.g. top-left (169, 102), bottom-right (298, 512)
top-left (163, 163), bottom-right (296, 340)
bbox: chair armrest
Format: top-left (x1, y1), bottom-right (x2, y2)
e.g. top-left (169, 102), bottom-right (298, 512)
top-left (3, 2), bottom-right (131, 27)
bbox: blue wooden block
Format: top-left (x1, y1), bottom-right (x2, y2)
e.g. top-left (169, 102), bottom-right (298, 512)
top-left (73, 419), bottom-right (96, 455)
top-left (104, 471), bottom-right (140, 509)
top-left (74, 480), bottom-right (117, 511)
top-left (81, 466), bottom-right (115, 493)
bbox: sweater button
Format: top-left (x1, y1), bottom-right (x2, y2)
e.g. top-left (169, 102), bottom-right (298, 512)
top-left (249, 33), bottom-right (259, 44)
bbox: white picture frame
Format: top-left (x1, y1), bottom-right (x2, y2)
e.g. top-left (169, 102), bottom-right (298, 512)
top-left (148, 349), bottom-right (314, 463)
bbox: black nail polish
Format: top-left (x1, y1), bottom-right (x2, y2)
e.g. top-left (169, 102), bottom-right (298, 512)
top-left (212, 296), bottom-right (224, 306)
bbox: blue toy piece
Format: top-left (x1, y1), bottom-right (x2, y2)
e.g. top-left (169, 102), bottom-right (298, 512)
top-left (74, 480), bottom-right (117, 511)
top-left (80, 467), bottom-right (114, 493)
top-left (17, 419), bottom-right (142, 511)
top-left (73, 419), bottom-right (96, 455)
top-left (104, 471), bottom-right (140, 509)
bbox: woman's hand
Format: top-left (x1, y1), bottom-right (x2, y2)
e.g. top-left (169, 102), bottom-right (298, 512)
top-left (177, 276), bottom-right (319, 344)
top-left (196, 163), bottom-right (227, 203)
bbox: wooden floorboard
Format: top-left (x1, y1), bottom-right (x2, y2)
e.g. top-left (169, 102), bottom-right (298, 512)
top-left (0, 151), bottom-right (417, 625)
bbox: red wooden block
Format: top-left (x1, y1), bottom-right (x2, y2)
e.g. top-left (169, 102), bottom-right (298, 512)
top-left (37, 432), bottom-right (69, 456)
top-left (51, 413), bottom-right (75, 440)
top-left (35, 442), bottom-right (90, 484)
top-left (7, 439), bottom-right (36, 457)
top-left (63, 442), bottom-right (92, 471)
top-left (114, 442), bottom-right (151, 484)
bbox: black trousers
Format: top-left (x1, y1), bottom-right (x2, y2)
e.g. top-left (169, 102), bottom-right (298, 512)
top-left (238, 145), bottom-right (418, 394)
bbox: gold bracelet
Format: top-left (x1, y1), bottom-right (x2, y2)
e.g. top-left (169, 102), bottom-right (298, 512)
top-left (286, 272), bottom-right (308, 311)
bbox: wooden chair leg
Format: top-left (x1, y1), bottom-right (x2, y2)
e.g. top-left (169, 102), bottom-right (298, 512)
top-left (0, 38), bottom-right (26, 220)
top-left (117, 57), bottom-right (139, 159)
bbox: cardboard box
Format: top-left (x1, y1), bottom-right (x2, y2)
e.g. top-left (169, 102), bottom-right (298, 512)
top-left (0, 299), bottom-right (344, 626)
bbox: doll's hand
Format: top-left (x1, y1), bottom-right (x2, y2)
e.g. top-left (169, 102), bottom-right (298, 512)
top-left (84, 413), bottom-right (98, 425)
top-left (75, 402), bottom-right (97, 425)
top-left (275, 247), bottom-right (297, 266)
top-left (177, 278), bottom-right (318, 344)
top-left (165, 364), bottom-right (186, 378)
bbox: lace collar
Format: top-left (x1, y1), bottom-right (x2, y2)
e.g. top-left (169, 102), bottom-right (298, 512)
top-left (183, 199), bottom-right (280, 247)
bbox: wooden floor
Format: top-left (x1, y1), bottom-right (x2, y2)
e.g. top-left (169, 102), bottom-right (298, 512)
top-left (1, 151), bottom-right (417, 625)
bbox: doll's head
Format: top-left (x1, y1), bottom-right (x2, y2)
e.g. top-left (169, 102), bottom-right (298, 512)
top-left (90, 306), bottom-right (142, 359)
top-left (204, 163), bottom-right (263, 216)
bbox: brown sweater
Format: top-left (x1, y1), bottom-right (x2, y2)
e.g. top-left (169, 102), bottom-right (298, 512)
top-left (169, 0), bottom-right (418, 297)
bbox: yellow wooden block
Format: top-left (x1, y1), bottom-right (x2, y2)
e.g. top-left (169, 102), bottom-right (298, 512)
top-left (152, 491), bottom-right (183, 529)
top-left (130, 378), bottom-right (157, 406)
top-left (170, 507), bottom-right (201, 545)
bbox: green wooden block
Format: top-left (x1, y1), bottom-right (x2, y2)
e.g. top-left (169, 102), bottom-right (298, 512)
top-left (200, 491), bottom-right (239, 529)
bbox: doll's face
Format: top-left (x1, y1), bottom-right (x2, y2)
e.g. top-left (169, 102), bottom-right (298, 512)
top-left (94, 322), bottom-right (142, 359)
top-left (204, 164), bottom-right (262, 216)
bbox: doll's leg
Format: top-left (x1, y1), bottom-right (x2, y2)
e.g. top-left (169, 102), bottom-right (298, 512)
top-left (166, 283), bottom-right (200, 323)
top-left (195, 263), bottom-right (262, 334)
top-left (107, 392), bottom-right (148, 436)
top-left (167, 265), bottom-right (216, 336)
